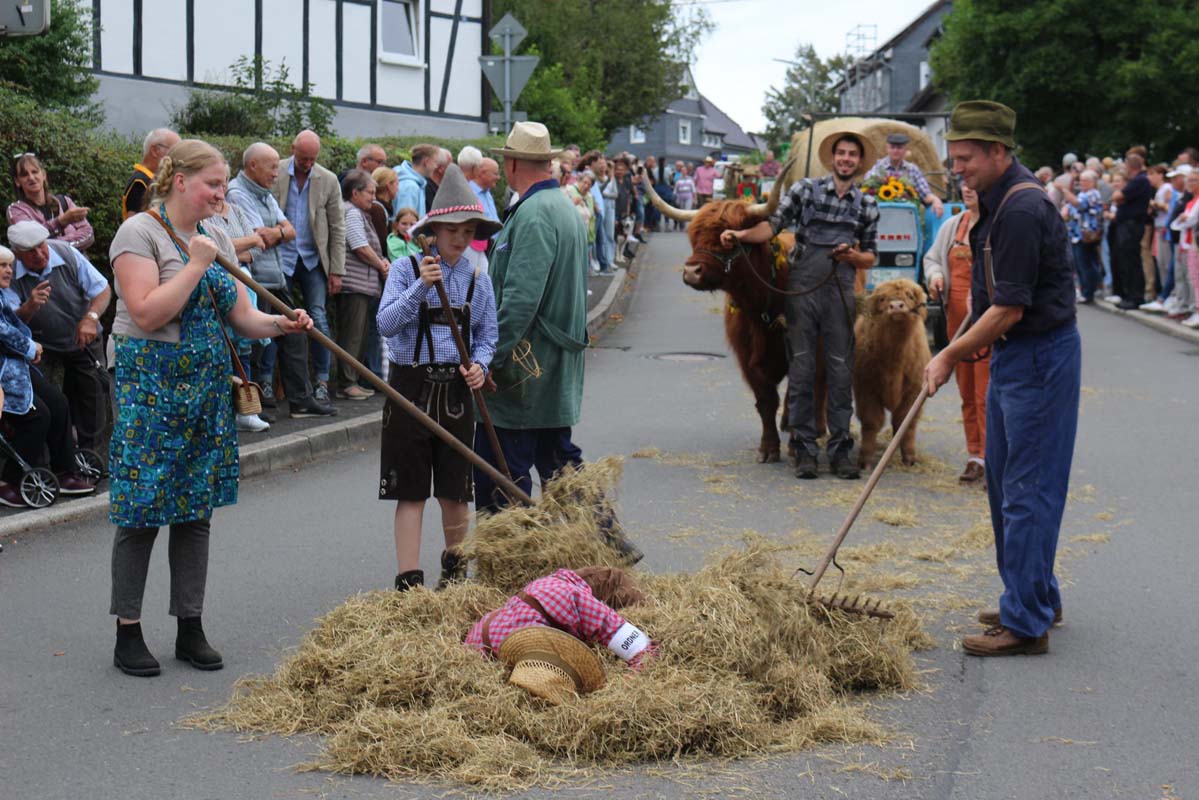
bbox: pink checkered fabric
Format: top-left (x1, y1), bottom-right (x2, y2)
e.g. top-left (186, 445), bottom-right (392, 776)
top-left (465, 569), bottom-right (625, 655)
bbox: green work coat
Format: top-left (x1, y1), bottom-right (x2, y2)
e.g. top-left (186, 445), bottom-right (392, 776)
top-left (484, 183), bottom-right (589, 429)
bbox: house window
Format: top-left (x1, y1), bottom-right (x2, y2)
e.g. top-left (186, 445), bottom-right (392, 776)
top-left (678, 119), bottom-right (692, 145)
top-left (703, 132), bottom-right (721, 149)
top-left (381, 0), bottom-right (419, 61)
top-left (629, 125), bottom-right (646, 144)
top-left (919, 60), bottom-right (931, 90)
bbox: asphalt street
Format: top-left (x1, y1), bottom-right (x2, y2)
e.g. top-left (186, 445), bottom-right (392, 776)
top-left (1, 231), bottom-right (1195, 800)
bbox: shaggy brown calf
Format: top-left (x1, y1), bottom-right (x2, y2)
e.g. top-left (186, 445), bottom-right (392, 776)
top-left (853, 279), bottom-right (931, 470)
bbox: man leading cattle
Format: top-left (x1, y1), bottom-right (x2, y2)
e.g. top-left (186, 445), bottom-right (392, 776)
top-left (923, 101), bottom-right (1080, 657)
top-left (721, 130), bottom-right (879, 480)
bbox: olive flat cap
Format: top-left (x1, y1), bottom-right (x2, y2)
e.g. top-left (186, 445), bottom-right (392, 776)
top-left (945, 100), bottom-right (1017, 148)
top-left (886, 132), bottom-right (910, 146)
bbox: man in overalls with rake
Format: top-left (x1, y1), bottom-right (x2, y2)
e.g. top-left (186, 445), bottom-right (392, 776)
top-left (722, 129), bottom-right (880, 481)
top-left (925, 101), bottom-right (1080, 656)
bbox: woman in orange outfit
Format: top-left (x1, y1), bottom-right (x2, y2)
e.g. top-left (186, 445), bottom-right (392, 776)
top-left (924, 182), bottom-right (989, 483)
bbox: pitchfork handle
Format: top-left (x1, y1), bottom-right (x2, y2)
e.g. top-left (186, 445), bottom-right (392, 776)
top-left (806, 314), bottom-right (973, 596)
top-left (156, 229), bottom-right (536, 508)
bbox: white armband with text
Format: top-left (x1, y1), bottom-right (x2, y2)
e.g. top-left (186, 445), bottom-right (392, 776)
top-left (606, 622), bottom-right (649, 662)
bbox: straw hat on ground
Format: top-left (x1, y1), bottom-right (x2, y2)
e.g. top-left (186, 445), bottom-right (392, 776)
top-left (493, 121), bottom-right (562, 162)
top-left (499, 626), bottom-right (606, 705)
top-left (817, 129), bottom-right (878, 178)
top-left (410, 163), bottom-right (503, 239)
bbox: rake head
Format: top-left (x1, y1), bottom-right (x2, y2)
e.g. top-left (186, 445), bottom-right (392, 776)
top-left (810, 592), bottom-right (895, 620)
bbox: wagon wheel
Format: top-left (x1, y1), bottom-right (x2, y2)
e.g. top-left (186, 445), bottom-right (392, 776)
top-left (19, 468), bottom-right (59, 509)
top-left (74, 448), bottom-right (107, 485)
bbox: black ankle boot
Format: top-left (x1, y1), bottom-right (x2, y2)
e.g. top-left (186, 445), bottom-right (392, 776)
top-left (436, 550), bottom-right (467, 590)
top-left (395, 569), bottom-right (424, 591)
top-left (114, 621), bottom-right (161, 677)
top-left (175, 617), bottom-right (224, 671)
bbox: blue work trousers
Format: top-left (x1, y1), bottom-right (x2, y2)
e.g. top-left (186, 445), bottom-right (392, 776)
top-left (986, 321), bottom-right (1081, 639)
top-left (473, 426), bottom-right (583, 514)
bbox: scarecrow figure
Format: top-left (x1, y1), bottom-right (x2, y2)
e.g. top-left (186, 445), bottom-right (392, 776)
top-left (466, 567), bottom-right (655, 704)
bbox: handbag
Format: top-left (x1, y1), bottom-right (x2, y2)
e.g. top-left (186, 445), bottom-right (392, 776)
top-left (208, 284), bottom-right (264, 416)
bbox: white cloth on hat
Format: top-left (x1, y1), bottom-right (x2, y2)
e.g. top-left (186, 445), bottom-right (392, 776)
top-left (6, 220), bottom-right (50, 250)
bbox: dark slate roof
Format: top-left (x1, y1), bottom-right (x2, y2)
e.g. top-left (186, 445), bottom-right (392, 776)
top-left (698, 93), bottom-right (756, 150)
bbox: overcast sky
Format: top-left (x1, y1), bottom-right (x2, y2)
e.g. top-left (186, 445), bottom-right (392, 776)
top-left (688, 0), bottom-right (939, 134)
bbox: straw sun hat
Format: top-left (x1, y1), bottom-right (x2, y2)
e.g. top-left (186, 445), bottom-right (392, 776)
top-left (492, 120), bottom-right (562, 162)
top-left (498, 626), bottom-right (606, 705)
top-left (817, 129), bottom-right (878, 177)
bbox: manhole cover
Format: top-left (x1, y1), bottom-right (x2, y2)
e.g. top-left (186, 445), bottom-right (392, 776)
top-left (650, 352), bottom-right (725, 362)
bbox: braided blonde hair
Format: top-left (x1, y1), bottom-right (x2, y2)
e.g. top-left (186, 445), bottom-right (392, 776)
top-left (150, 139), bottom-right (225, 204)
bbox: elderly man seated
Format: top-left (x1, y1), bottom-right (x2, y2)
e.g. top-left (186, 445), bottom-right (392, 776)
top-left (6, 220), bottom-right (112, 453)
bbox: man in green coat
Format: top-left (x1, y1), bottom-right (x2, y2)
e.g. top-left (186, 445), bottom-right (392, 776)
top-left (473, 122), bottom-right (591, 514)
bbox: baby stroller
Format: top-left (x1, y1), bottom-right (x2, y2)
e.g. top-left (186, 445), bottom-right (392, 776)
top-left (0, 422), bottom-right (105, 509)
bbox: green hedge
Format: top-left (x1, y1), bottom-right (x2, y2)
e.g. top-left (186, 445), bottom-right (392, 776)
top-left (0, 83), bottom-right (506, 277)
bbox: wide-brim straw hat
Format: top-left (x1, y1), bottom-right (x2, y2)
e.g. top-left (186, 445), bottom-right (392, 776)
top-left (410, 163), bottom-right (503, 239)
top-left (817, 129), bottom-right (878, 178)
top-left (499, 626), bottom-right (606, 705)
top-left (493, 121), bottom-right (562, 162)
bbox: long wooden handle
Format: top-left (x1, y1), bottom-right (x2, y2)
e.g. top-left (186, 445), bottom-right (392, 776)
top-left (160, 229), bottom-right (535, 506)
top-left (415, 236), bottom-right (514, 482)
top-left (806, 313), bottom-right (974, 596)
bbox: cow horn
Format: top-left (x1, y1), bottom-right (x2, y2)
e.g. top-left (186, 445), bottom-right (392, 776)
top-left (640, 174), bottom-right (699, 222)
top-left (745, 150), bottom-right (795, 218)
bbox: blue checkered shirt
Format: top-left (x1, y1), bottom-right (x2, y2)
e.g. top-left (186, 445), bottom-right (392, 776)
top-left (377, 252), bottom-right (498, 369)
top-left (768, 175), bottom-right (879, 262)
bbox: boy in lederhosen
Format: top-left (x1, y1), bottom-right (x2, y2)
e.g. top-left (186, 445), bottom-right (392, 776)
top-left (376, 164), bottom-right (500, 591)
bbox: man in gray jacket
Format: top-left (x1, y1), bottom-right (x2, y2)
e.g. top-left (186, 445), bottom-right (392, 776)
top-left (228, 142), bottom-right (335, 418)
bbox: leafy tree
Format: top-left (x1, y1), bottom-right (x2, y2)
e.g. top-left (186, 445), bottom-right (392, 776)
top-left (0, 0), bottom-right (100, 117)
top-left (492, 0), bottom-right (712, 137)
top-left (761, 45), bottom-right (849, 150)
top-left (171, 56), bottom-right (335, 138)
top-left (514, 54), bottom-right (606, 151)
top-left (930, 0), bottom-right (1199, 165)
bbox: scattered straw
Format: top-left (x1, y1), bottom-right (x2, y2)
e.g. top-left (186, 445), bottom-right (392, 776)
top-left (1069, 533), bottom-right (1111, 544)
top-left (872, 505), bottom-right (919, 528)
top-left (188, 462), bottom-right (932, 791)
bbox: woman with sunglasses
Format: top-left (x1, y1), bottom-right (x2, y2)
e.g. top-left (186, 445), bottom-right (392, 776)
top-left (6, 154), bottom-right (94, 252)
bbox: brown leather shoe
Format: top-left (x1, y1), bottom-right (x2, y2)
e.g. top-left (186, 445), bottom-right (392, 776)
top-left (958, 460), bottom-right (985, 484)
top-left (962, 626), bottom-right (1048, 656)
top-left (977, 607), bottom-right (1062, 627)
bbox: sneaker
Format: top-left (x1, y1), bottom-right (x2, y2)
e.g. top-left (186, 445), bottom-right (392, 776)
top-left (1104, 294), bottom-right (1122, 304)
top-left (260, 383), bottom-right (277, 408)
top-left (289, 395), bottom-right (338, 418)
top-left (336, 385), bottom-right (372, 401)
top-left (1139, 300), bottom-right (1167, 313)
top-left (56, 472), bottom-right (96, 495)
top-left (236, 413), bottom-right (270, 432)
top-left (314, 382), bottom-right (331, 404)
top-left (1163, 296), bottom-right (1182, 314)
top-left (0, 482), bottom-right (25, 508)
top-left (1181, 312), bottom-right (1199, 329)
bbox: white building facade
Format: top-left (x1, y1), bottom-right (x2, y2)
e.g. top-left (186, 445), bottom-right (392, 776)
top-left (89, 0), bottom-right (489, 138)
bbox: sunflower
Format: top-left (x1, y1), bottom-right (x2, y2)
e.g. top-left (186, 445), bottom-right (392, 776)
top-left (877, 184), bottom-right (898, 201)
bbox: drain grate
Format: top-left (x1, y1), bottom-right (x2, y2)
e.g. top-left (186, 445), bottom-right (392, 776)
top-left (649, 352), bottom-right (725, 362)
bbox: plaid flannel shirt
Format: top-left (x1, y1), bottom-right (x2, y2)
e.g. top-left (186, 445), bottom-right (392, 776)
top-left (768, 175), bottom-right (879, 263)
top-left (465, 569), bottom-right (651, 667)
top-left (865, 157), bottom-right (933, 201)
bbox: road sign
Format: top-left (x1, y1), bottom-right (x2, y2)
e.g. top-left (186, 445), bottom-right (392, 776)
top-left (0, 1), bottom-right (49, 37)
top-left (489, 111), bottom-right (528, 131)
top-left (479, 55), bottom-right (539, 101)
top-left (488, 12), bottom-right (527, 51)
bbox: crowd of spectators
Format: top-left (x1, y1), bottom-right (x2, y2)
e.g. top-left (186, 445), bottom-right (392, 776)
top-left (1040, 146), bottom-right (1199, 329)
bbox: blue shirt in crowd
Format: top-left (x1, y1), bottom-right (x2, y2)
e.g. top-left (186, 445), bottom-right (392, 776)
top-left (16, 245), bottom-right (110, 300)
top-left (278, 160), bottom-right (320, 275)
top-left (393, 161), bottom-right (427, 219)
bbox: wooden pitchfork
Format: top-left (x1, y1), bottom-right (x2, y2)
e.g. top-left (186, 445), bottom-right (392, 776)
top-left (800, 314), bottom-right (974, 621)
top-left (151, 220), bottom-right (533, 507)
top-left (413, 234), bottom-right (513, 482)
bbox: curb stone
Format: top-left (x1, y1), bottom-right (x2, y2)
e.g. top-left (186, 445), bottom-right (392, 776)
top-left (1090, 299), bottom-right (1199, 346)
top-left (0, 414), bottom-right (381, 539)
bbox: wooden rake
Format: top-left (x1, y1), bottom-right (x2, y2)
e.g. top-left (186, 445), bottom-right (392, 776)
top-left (800, 314), bottom-right (973, 621)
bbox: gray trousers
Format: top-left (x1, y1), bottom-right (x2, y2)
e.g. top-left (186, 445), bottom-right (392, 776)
top-left (785, 264), bottom-right (856, 458)
top-left (110, 519), bottom-right (210, 619)
top-left (334, 292), bottom-right (372, 390)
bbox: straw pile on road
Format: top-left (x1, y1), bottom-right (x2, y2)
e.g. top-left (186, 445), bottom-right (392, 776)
top-left (188, 459), bottom-right (931, 791)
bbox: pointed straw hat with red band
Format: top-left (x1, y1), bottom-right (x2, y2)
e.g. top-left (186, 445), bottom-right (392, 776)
top-left (411, 162), bottom-right (503, 239)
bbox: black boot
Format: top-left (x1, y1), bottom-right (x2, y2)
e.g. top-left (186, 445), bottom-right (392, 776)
top-left (794, 450), bottom-right (818, 480)
top-left (175, 617), bottom-right (224, 671)
top-left (395, 569), bottom-right (424, 591)
top-left (436, 550), bottom-right (467, 590)
top-left (114, 621), bottom-right (161, 677)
